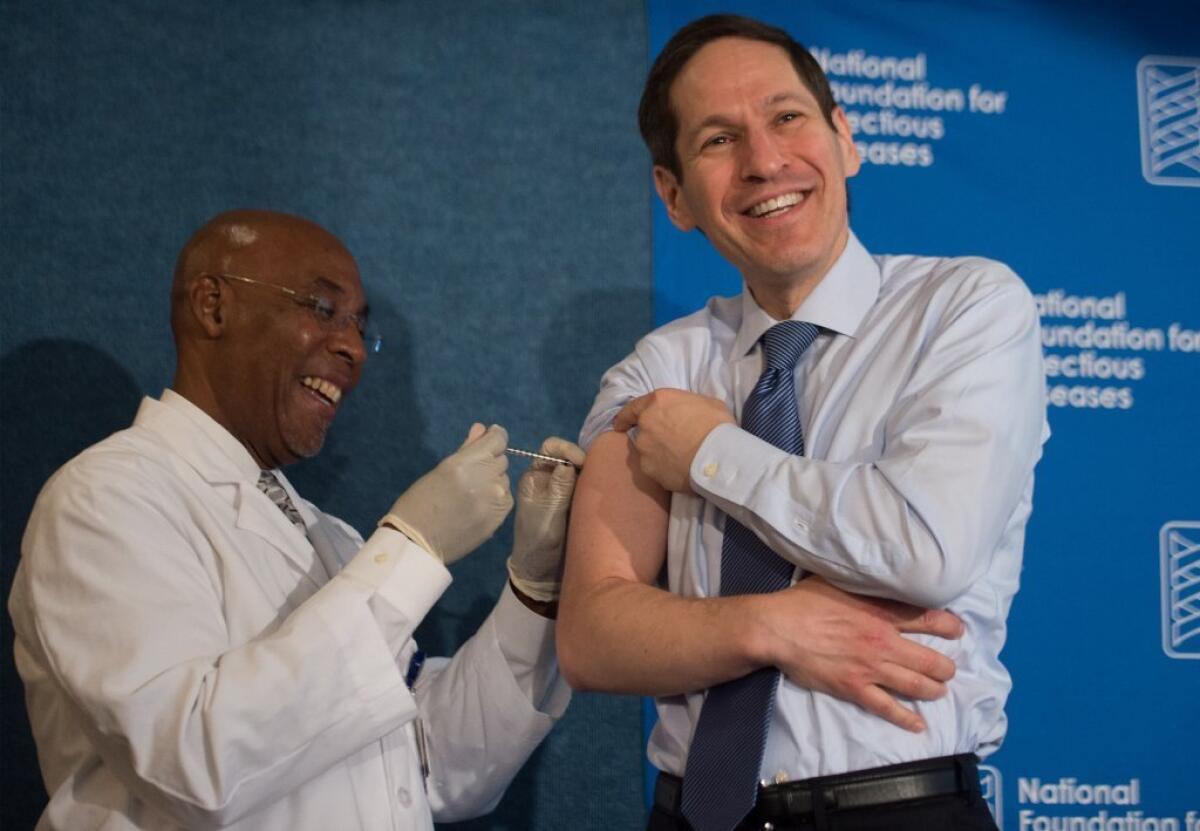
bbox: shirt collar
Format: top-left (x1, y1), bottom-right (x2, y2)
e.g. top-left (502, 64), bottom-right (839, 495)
top-left (159, 388), bottom-right (263, 483)
top-left (731, 230), bottom-right (881, 358)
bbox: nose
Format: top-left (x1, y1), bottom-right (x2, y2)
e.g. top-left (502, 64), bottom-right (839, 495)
top-left (328, 319), bottom-right (367, 369)
top-left (739, 127), bottom-right (787, 181)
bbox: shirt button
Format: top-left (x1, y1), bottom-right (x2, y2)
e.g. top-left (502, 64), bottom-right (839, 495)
top-left (702, 462), bottom-right (719, 478)
top-left (793, 518), bottom-right (808, 530)
top-left (374, 552), bottom-right (389, 565)
top-left (396, 787), bottom-right (411, 807)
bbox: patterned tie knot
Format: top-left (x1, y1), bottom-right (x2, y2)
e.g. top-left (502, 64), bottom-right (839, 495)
top-left (760, 320), bottom-right (820, 372)
top-left (257, 470), bottom-right (305, 530)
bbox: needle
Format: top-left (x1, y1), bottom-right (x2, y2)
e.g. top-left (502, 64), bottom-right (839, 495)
top-left (505, 447), bottom-right (577, 467)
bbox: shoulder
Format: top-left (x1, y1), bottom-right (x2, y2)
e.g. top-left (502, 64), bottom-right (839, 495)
top-left (580, 294), bottom-right (739, 450)
top-left (877, 253), bottom-right (1036, 327)
top-left (881, 252), bottom-right (1029, 298)
top-left (621, 293), bottom-right (740, 381)
top-left (27, 426), bottom-right (194, 542)
top-left (43, 426), bottom-right (175, 495)
top-left (639, 294), bottom-right (739, 351)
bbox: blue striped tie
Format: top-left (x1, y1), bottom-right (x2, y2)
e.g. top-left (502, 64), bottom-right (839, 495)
top-left (681, 320), bottom-right (820, 831)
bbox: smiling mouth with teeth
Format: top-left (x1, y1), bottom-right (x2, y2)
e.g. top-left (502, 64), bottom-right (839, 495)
top-left (746, 191), bottom-right (805, 218)
top-left (301, 376), bottom-right (342, 405)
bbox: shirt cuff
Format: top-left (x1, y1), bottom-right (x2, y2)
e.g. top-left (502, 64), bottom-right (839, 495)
top-left (341, 526), bottom-right (452, 654)
top-left (690, 423), bottom-right (806, 517)
top-left (493, 584), bottom-right (571, 717)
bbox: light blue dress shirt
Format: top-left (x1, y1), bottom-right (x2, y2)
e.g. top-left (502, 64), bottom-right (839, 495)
top-left (579, 231), bottom-right (1049, 782)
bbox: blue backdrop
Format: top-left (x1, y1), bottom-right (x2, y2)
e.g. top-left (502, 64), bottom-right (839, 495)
top-left (646, 2), bottom-right (1200, 828)
top-left (4, 2), bottom-right (1197, 828)
top-left (1, 2), bottom-right (650, 828)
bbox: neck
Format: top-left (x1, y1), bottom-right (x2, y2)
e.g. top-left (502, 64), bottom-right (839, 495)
top-left (743, 230), bottom-right (851, 320)
top-left (745, 273), bottom-right (822, 320)
top-left (172, 364), bottom-right (271, 469)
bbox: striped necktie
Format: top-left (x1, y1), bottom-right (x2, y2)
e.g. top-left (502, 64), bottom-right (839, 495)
top-left (257, 470), bottom-right (306, 532)
top-left (681, 320), bottom-right (820, 831)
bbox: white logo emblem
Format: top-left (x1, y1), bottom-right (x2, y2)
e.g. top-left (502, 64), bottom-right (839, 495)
top-left (979, 764), bottom-right (1003, 825)
top-left (1137, 56), bottom-right (1200, 187)
top-left (1161, 521), bottom-right (1200, 658)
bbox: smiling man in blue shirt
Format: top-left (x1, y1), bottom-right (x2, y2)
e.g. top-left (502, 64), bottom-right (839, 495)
top-left (558, 14), bottom-right (1047, 831)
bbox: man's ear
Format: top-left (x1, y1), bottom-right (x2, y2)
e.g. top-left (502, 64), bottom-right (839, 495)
top-left (653, 165), bottom-right (697, 232)
top-left (832, 107), bottom-right (861, 179)
top-left (188, 273), bottom-right (228, 338)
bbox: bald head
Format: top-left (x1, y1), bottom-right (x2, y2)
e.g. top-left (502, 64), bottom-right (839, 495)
top-left (170, 209), bottom-right (368, 468)
top-left (171, 210), bottom-right (352, 344)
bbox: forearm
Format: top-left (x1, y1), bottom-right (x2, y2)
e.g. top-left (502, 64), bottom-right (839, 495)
top-left (692, 436), bottom-right (979, 607)
top-left (555, 433), bottom-right (966, 732)
top-left (556, 431), bottom-right (772, 696)
top-left (558, 572), bottom-right (769, 696)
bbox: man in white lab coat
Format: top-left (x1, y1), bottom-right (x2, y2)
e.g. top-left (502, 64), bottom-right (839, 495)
top-left (9, 209), bottom-right (582, 830)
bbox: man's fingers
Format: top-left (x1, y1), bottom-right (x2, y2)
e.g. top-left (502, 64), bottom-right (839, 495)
top-left (613, 395), bottom-right (651, 432)
top-left (460, 424), bottom-right (509, 458)
top-left (889, 637), bottom-right (956, 683)
top-left (460, 422), bottom-right (487, 448)
top-left (539, 436), bottom-right (586, 467)
top-left (876, 661), bottom-right (949, 702)
top-left (892, 605), bottom-right (965, 640)
top-left (854, 685), bottom-right (926, 733)
top-left (549, 463), bottom-right (577, 491)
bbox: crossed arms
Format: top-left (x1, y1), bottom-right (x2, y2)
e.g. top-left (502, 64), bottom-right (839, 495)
top-left (557, 430), bottom-right (963, 732)
top-left (557, 271), bottom-right (1046, 733)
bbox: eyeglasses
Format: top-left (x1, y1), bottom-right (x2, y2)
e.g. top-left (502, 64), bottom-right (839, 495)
top-left (203, 271), bottom-right (383, 354)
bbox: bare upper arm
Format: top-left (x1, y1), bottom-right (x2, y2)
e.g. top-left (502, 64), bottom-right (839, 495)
top-left (563, 430), bottom-right (670, 592)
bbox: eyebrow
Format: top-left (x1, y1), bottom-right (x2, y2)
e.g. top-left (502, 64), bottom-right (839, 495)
top-left (310, 276), bottom-right (345, 294)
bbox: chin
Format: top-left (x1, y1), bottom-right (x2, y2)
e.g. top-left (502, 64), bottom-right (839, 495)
top-left (281, 423), bottom-right (329, 462)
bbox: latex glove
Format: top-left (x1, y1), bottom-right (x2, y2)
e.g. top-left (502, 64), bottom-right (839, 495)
top-left (380, 423), bottom-right (513, 565)
top-left (506, 437), bottom-right (587, 601)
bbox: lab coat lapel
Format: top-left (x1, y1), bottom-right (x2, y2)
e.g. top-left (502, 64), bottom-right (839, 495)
top-left (233, 485), bottom-right (325, 590)
top-left (134, 397), bottom-right (326, 590)
top-left (307, 516), bottom-right (350, 579)
top-left (269, 471), bottom-right (348, 581)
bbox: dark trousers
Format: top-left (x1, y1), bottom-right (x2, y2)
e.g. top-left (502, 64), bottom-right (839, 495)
top-left (647, 755), bottom-right (999, 831)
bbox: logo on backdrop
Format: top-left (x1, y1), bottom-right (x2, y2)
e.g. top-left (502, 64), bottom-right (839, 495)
top-left (1161, 521), bottom-right (1200, 659)
top-left (1137, 56), bottom-right (1200, 187)
top-left (979, 765), bottom-right (1003, 826)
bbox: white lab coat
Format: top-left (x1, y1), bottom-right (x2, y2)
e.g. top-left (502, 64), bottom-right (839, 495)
top-left (9, 392), bottom-right (568, 830)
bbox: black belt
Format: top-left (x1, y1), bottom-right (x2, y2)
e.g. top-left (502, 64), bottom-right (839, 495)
top-left (654, 754), bottom-right (980, 825)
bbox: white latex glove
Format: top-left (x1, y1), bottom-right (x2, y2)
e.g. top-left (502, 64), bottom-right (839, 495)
top-left (506, 436), bottom-right (586, 601)
top-left (380, 423), bottom-right (513, 565)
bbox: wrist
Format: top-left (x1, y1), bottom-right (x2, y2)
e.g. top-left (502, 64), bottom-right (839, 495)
top-left (509, 579), bottom-right (558, 619)
top-left (505, 555), bottom-right (562, 602)
top-left (379, 513), bottom-right (442, 563)
top-left (741, 591), bottom-right (782, 671)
